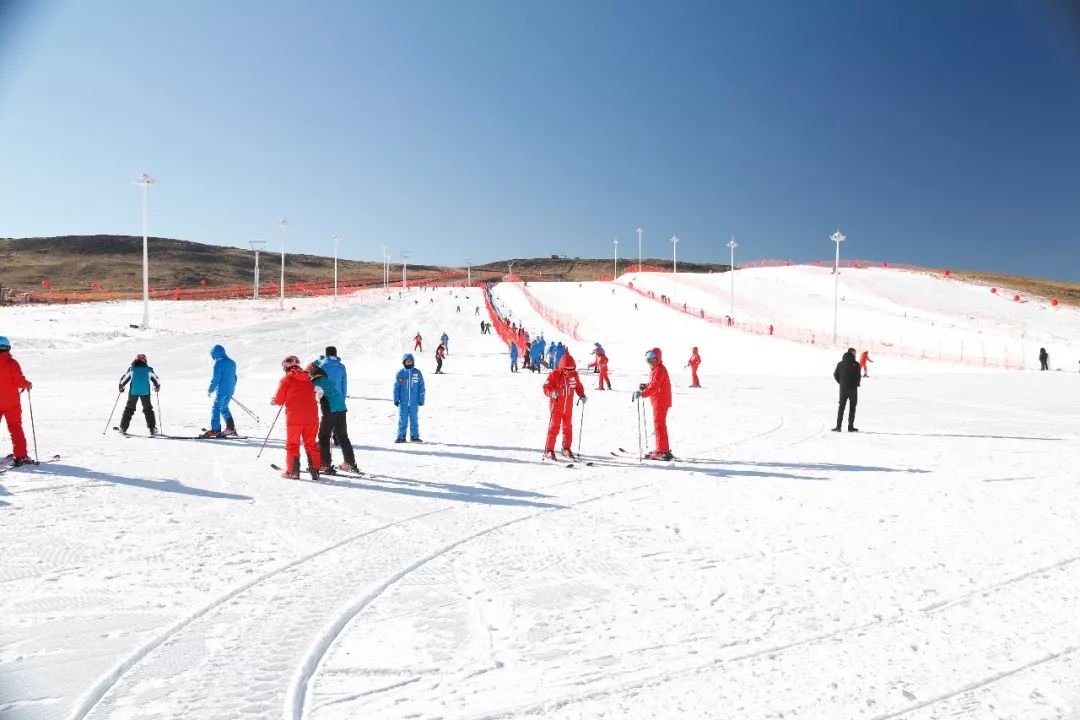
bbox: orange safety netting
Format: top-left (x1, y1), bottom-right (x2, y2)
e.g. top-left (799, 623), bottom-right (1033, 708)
top-left (518, 285), bottom-right (583, 341)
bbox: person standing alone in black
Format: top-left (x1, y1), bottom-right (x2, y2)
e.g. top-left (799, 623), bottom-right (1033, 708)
top-left (833, 348), bottom-right (861, 432)
top-left (1039, 348), bottom-right (1049, 371)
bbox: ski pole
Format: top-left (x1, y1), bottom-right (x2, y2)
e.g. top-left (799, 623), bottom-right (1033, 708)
top-left (26, 388), bottom-right (39, 465)
top-left (230, 397), bottom-right (261, 423)
top-left (635, 394), bottom-right (642, 462)
top-left (577, 397), bottom-right (586, 457)
top-left (257, 405), bottom-right (283, 459)
top-left (155, 388), bottom-right (163, 433)
top-left (103, 390), bottom-right (123, 435)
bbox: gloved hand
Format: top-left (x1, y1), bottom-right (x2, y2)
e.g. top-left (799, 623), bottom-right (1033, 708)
top-left (118, 385), bottom-right (125, 393)
top-left (208, 392), bottom-right (214, 398)
top-left (26, 382), bottom-right (32, 390)
top-left (394, 401), bottom-right (400, 407)
top-left (551, 391), bottom-right (559, 399)
top-left (578, 396), bottom-right (587, 404)
top-left (418, 402), bottom-right (424, 406)
top-left (270, 398), bottom-right (277, 406)
top-left (153, 384), bottom-right (161, 392)
top-left (632, 391), bottom-right (642, 400)
top-left (639, 383), bottom-right (648, 391)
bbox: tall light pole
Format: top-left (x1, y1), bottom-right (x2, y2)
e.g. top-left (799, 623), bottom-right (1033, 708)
top-left (636, 227), bottom-right (643, 272)
top-left (380, 244), bottom-right (387, 290)
top-left (277, 219), bottom-right (290, 310)
top-left (134, 173), bottom-right (154, 328)
top-left (465, 257), bottom-right (471, 287)
top-left (613, 237), bottom-right (619, 279)
top-left (831, 229), bottom-right (846, 342)
top-left (401, 251), bottom-right (409, 289)
top-left (249, 240), bottom-right (266, 300)
top-left (331, 233), bottom-right (342, 301)
top-left (727, 236), bottom-right (738, 320)
top-left (670, 234), bottom-right (679, 301)
top-left (508, 261), bottom-right (515, 279)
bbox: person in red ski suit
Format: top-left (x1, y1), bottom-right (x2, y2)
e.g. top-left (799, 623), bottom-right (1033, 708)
top-left (687, 347), bottom-right (702, 388)
top-left (636, 347), bottom-right (672, 460)
top-left (859, 350), bottom-right (873, 378)
top-left (589, 349), bottom-right (612, 390)
top-left (0, 336), bottom-right (33, 465)
top-left (542, 352), bottom-right (586, 460)
top-left (272, 355), bottom-right (321, 480)
top-left (413, 333), bottom-right (423, 352)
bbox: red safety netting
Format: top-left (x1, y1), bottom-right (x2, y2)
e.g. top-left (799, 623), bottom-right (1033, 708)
top-left (518, 284), bottom-right (583, 340)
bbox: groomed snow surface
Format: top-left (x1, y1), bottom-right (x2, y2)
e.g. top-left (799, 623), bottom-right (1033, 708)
top-left (2, 268), bottom-right (1078, 720)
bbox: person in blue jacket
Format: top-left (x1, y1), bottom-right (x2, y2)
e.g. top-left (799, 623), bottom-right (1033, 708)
top-left (393, 353), bottom-right (425, 443)
top-left (204, 344), bottom-right (238, 438)
top-left (554, 341), bottom-right (566, 368)
top-left (318, 345), bottom-right (347, 399)
top-left (117, 353), bottom-right (160, 435)
top-left (440, 332), bottom-right (449, 354)
top-left (538, 336), bottom-right (547, 365)
top-left (509, 341), bottom-right (519, 373)
top-left (547, 342), bottom-right (557, 369)
top-left (529, 339), bottom-right (542, 373)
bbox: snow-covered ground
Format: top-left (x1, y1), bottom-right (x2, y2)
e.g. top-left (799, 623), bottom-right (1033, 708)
top-left (1, 272), bottom-right (1078, 720)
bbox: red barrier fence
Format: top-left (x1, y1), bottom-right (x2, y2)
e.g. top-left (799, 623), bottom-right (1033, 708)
top-left (518, 284), bottom-right (583, 340)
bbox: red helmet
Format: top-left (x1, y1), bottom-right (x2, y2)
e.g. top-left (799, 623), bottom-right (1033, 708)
top-left (281, 355), bottom-right (301, 371)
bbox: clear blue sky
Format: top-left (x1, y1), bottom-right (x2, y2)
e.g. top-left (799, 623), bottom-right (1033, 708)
top-left (1, 0), bottom-right (1078, 279)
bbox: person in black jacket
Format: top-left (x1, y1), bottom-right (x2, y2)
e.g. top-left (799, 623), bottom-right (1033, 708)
top-left (833, 348), bottom-right (861, 432)
top-left (1039, 348), bottom-right (1049, 371)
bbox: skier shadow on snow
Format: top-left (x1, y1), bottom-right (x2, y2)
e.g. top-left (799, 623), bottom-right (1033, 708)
top-left (0, 482), bottom-right (10, 507)
top-left (355, 444), bottom-right (538, 467)
top-left (29, 463), bottom-right (252, 501)
top-left (312, 473), bottom-right (562, 509)
top-left (690, 459), bottom-right (930, 474)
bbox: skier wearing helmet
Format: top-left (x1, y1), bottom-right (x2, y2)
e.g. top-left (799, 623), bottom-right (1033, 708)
top-left (117, 353), bottom-right (161, 435)
top-left (633, 348), bottom-right (673, 460)
top-left (393, 353), bottom-right (426, 443)
top-left (272, 355), bottom-right (321, 480)
top-left (0, 336), bottom-right (33, 466)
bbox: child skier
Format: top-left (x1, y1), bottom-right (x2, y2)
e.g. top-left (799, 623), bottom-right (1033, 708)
top-left (272, 355), bottom-right (321, 481)
top-left (634, 348), bottom-right (673, 460)
top-left (203, 344), bottom-right (238, 438)
top-left (435, 343), bottom-right (446, 374)
top-left (117, 354), bottom-right (160, 435)
top-left (309, 362), bottom-right (358, 473)
top-left (542, 352), bottom-right (586, 460)
top-left (414, 333), bottom-right (423, 352)
top-left (394, 353), bottom-right (426, 442)
top-left (687, 347), bottom-right (702, 388)
top-left (859, 350), bottom-right (873, 378)
top-left (0, 336), bottom-right (33, 466)
top-left (440, 332), bottom-right (450, 354)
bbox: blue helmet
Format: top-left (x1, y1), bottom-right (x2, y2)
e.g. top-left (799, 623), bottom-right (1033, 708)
top-left (0, 336), bottom-right (9, 350)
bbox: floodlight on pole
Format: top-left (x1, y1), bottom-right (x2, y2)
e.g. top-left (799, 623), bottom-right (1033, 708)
top-left (465, 257), bottom-right (471, 287)
top-left (134, 173), bottom-right (154, 328)
top-left (636, 227), bottom-right (643, 272)
top-left (831, 229), bottom-right (846, 342)
top-left (331, 234), bottom-right (342, 301)
top-left (249, 240), bottom-right (266, 300)
top-left (277, 219), bottom-right (290, 310)
top-left (670, 235), bottom-right (679, 301)
top-left (401, 251), bottom-right (409, 289)
top-left (727, 236), bottom-right (738, 320)
top-left (613, 237), bottom-right (619, 279)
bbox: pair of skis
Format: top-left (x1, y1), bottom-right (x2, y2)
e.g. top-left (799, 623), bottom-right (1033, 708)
top-left (112, 427), bottom-right (251, 440)
top-left (0, 454), bottom-right (62, 474)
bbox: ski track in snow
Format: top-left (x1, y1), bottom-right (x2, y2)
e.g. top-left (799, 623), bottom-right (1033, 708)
top-left (1, 274), bottom-right (1078, 720)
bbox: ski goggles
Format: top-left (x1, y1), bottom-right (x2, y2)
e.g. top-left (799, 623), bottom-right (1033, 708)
top-left (645, 351), bottom-right (657, 362)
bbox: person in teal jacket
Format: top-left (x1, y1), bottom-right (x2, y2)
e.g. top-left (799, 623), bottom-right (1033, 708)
top-left (393, 353), bottom-right (425, 442)
top-left (118, 353), bottom-right (160, 435)
top-left (309, 362), bottom-right (358, 473)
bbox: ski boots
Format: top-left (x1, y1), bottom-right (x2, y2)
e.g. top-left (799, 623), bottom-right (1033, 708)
top-left (318, 464), bottom-right (336, 475)
top-left (222, 418), bottom-right (239, 437)
top-left (201, 429), bottom-right (225, 438)
top-left (645, 450), bottom-right (674, 461)
top-left (410, 437), bottom-right (423, 443)
top-left (395, 437), bottom-right (406, 444)
top-left (337, 462), bottom-right (359, 474)
top-left (543, 449), bottom-right (557, 461)
top-left (12, 456), bottom-right (34, 467)
top-left (560, 448), bottom-right (575, 460)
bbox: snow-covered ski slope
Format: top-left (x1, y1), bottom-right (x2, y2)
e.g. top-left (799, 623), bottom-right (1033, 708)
top-left (2, 279), bottom-right (1079, 720)
top-left (610, 266), bottom-right (1080, 370)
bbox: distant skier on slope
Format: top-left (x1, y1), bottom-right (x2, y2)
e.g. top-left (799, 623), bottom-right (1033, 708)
top-left (309, 362), bottom-right (358, 474)
top-left (394, 353), bottom-right (425, 442)
top-left (547, 342), bottom-right (557, 370)
top-left (0, 336), bottom-right (33, 466)
top-left (588, 343), bottom-right (612, 390)
top-left (542, 352), bottom-right (586, 460)
top-left (1039, 347), bottom-right (1049, 371)
top-left (687, 347), bottom-right (702, 388)
top-left (833, 348), bottom-right (861, 433)
top-left (414, 333), bottom-right (423, 352)
top-left (272, 355), bottom-right (321, 481)
top-left (204, 344), bottom-right (238, 438)
top-left (435, 342), bottom-right (446, 374)
top-left (117, 354), bottom-right (160, 436)
top-left (859, 350), bottom-right (873, 378)
top-left (509, 341), bottom-right (519, 373)
top-left (633, 348), bottom-right (673, 460)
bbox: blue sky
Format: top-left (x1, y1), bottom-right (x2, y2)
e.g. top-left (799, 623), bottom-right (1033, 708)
top-left (0, 0), bottom-right (1077, 279)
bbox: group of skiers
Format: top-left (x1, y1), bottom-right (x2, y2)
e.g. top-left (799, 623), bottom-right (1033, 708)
top-left (413, 332), bottom-right (450, 374)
